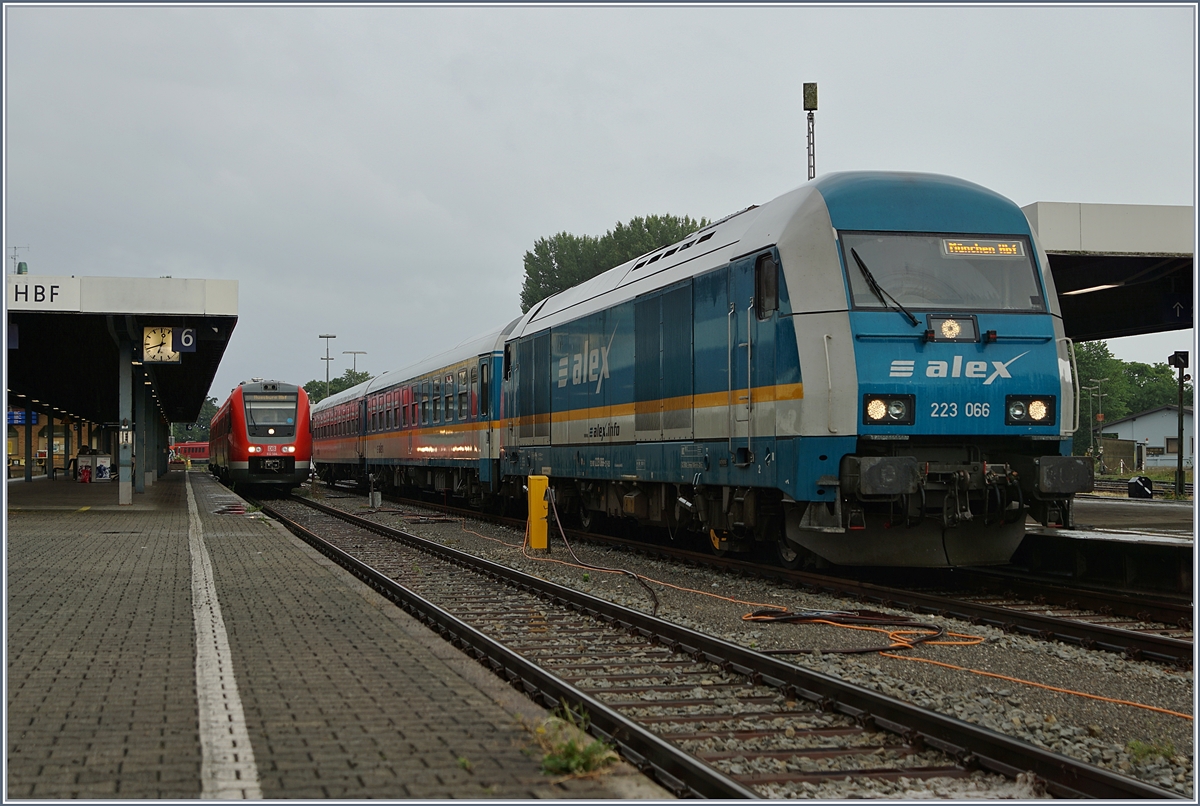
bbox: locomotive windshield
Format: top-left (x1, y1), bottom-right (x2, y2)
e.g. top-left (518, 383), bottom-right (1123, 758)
top-left (244, 393), bottom-right (298, 437)
top-left (840, 232), bottom-right (1045, 313)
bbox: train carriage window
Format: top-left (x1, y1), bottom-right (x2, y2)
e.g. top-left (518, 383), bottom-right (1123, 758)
top-left (470, 367), bottom-right (479, 418)
top-left (755, 253), bottom-right (778, 318)
top-left (432, 381), bottom-right (441, 424)
top-left (421, 382), bottom-right (430, 425)
top-left (458, 368), bottom-right (468, 418)
top-left (445, 374), bottom-right (455, 421)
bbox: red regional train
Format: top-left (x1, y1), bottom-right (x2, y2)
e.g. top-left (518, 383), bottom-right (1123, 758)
top-left (174, 441), bottom-right (209, 462)
top-left (209, 380), bottom-right (312, 490)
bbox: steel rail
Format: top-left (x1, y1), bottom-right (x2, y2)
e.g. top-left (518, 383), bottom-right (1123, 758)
top-left (275, 495), bottom-right (1182, 800)
top-left (368, 491), bottom-right (1194, 667)
top-left (262, 500), bottom-right (757, 799)
top-left (950, 567), bottom-right (1192, 628)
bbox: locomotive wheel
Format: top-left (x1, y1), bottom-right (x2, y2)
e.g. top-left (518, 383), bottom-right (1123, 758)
top-left (773, 537), bottom-right (802, 570)
top-left (579, 506), bottom-right (606, 533)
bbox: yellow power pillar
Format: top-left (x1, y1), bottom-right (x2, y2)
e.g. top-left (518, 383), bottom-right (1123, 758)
top-left (527, 475), bottom-right (549, 550)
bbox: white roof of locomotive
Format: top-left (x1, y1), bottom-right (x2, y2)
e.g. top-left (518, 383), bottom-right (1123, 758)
top-left (510, 184), bottom-right (818, 339)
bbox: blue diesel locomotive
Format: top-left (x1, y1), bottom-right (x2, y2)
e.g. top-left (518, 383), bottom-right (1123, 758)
top-left (312, 171), bottom-right (1093, 567)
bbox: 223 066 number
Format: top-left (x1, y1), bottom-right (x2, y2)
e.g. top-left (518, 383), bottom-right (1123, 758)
top-left (930, 402), bottom-right (990, 418)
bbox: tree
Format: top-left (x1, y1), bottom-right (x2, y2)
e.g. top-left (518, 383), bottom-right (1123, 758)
top-left (520, 213), bottom-right (711, 312)
top-left (1122, 360), bottom-right (1191, 415)
top-left (304, 368), bottom-right (373, 405)
top-left (171, 396), bottom-right (219, 443)
top-left (1071, 341), bottom-right (1193, 456)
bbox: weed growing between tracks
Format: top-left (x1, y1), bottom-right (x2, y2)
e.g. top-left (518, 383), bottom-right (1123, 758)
top-left (1127, 738), bottom-right (1177, 762)
top-left (522, 704), bottom-right (618, 778)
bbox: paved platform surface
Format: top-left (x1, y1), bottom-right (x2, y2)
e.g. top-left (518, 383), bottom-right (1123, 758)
top-left (6, 471), bottom-right (670, 799)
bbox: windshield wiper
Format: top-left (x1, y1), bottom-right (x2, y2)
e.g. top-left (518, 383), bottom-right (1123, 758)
top-left (850, 248), bottom-right (920, 327)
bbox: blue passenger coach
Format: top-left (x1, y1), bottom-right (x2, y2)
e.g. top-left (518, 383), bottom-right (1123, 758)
top-left (313, 171), bottom-right (1093, 568)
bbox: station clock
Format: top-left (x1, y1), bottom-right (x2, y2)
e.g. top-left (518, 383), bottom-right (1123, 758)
top-left (143, 326), bottom-right (181, 363)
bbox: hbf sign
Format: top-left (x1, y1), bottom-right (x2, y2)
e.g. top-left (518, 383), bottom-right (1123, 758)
top-left (7, 276), bottom-right (81, 311)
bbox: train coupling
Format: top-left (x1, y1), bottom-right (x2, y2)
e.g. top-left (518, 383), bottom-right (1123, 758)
top-left (839, 456), bottom-right (922, 497)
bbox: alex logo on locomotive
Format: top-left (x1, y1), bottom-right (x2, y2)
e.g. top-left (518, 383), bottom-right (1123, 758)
top-left (556, 328), bottom-right (618, 393)
top-left (888, 351), bottom-right (1029, 383)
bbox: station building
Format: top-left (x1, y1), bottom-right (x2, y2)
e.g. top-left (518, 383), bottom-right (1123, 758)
top-left (6, 272), bottom-right (236, 501)
top-left (1100, 405), bottom-right (1194, 470)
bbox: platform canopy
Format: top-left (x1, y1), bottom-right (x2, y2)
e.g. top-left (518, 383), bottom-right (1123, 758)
top-left (6, 275), bottom-right (237, 424)
top-left (1024, 202), bottom-right (1194, 342)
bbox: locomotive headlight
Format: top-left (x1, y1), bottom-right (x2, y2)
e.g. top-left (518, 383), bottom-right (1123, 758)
top-left (268, 427), bottom-right (276, 435)
top-left (863, 394), bottom-right (915, 425)
top-left (1006, 395), bottom-right (1056, 426)
top-left (940, 319), bottom-right (962, 339)
top-left (248, 445), bottom-right (261, 453)
top-left (282, 446), bottom-right (296, 453)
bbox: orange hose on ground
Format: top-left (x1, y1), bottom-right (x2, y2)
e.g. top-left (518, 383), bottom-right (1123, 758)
top-left (880, 652), bottom-right (1193, 720)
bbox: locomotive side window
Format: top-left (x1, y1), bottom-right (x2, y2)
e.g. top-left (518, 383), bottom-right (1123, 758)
top-left (755, 253), bottom-right (778, 318)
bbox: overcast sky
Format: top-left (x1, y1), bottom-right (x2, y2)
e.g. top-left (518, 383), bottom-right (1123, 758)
top-left (4, 4), bottom-right (1196, 407)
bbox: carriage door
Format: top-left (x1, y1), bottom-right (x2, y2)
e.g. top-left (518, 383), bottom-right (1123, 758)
top-left (728, 255), bottom-right (776, 467)
top-left (356, 398), bottom-right (368, 461)
top-left (477, 358), bottom-right (495, 487)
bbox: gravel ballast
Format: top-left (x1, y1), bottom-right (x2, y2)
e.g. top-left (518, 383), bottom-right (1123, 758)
top-left (302, 488), bottom-right (1194, 798)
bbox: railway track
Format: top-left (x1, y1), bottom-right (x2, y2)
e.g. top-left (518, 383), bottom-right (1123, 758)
top-left (1089, 479), bottom-right (1193, 499)
top-left (325, 486), bottom-right (1194, 668)
top-left (260, 494), bottom-right (1180, 799)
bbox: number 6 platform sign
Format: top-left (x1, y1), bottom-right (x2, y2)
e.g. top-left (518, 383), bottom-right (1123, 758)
top-left (172, 327), bottom-right (197, 353)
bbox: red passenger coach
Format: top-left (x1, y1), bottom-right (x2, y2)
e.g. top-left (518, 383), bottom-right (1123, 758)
top-left (209, 380), bottom-right (312, 490)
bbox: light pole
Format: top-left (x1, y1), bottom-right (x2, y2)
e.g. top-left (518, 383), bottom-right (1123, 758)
top-left (1080, 386), bottom-right (1098, 455)
top-left (1089, 377), bottom-right (1109, 473)
top-left (343, 351), bottom-right (366, 373)
top-left (319, 334), bottom-right (337, 399)
top-left (803, 82), bottom-right (818, 181)
top-left (1167, 351), bottom-right (1190, 497)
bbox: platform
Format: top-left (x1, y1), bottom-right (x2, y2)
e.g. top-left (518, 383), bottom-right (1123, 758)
top-left (5, 470), bottom-right (667, 799)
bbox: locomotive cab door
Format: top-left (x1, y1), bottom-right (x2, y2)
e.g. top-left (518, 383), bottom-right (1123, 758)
top-left (728, 254), bottom-right (777, 468)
